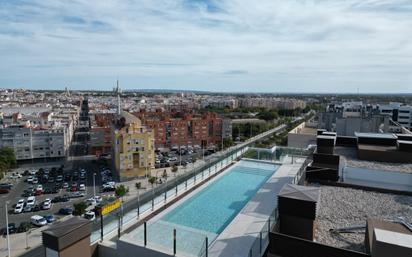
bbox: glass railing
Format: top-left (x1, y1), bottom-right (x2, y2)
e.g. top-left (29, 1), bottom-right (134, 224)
top-left (91, 145), bottom-right (249, 245)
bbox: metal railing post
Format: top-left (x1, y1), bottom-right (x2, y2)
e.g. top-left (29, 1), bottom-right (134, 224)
top-left (100, 215), bottom-right (104, 241)
top-left (205, 237), bottom-right (208, 257)
top-left (117, 214), bottom-right (121, 238)
top-left (144, 222), bottom-right (147, 246)
top-left (173, 229), bottom-right (176, 255)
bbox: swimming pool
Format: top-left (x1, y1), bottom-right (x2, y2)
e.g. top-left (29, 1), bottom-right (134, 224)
top-left (130, 160), bottom-right (279, 256)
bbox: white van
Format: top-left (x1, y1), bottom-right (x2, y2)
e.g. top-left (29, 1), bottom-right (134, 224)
top-left (31, 215), bottom-right (47, 226)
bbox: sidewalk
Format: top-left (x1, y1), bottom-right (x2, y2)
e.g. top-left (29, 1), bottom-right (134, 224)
top-left (117, 160), bottom-right (207, 203)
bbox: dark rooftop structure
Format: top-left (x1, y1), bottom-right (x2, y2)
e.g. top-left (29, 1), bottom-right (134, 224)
top-left (42, 216), bottom-right (92, 257)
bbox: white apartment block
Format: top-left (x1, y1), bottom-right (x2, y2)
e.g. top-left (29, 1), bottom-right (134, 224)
top-left (0, 125), bottom-right (68, 160)
top-left (379, 103), bottom-right (412, 131)
top-left (239, 97), bottom-right (306, 110)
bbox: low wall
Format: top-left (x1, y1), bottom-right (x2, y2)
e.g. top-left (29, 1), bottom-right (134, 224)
top-left (268, 232), bottom-right (370, 257)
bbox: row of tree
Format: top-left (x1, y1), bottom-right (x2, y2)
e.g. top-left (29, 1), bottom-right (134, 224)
top-left (0, 147), bottom-right (16, 179)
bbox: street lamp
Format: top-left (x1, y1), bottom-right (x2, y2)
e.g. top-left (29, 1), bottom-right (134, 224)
top-left (5, 201), bottom-right (11, 257)
top-left (93, 173), bottom-right (96, 198)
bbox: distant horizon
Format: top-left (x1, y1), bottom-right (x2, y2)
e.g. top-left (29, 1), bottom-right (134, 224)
top-left (2, 86), bottom-right (412, 96)
top-left (1, 1), bottom-right (411, 93)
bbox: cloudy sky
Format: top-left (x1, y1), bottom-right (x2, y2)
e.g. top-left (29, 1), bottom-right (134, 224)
top-left (0, 0), bottom-right (411, 93)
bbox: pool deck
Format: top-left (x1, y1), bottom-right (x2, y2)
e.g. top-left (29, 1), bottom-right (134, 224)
top-left (208, 158), bottom-right (305, 257)
top-left (115, 157), bottom-right (307, 257)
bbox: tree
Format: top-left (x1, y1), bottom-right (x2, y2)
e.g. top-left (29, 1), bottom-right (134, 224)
top-left (223, 138), bottom-right (234, 149)
top-left (0, 147), bottom-right (16, 176)
top-left (148, 176), bottom-right (157, 187)
top-left (115, 184), bottom-right (129, 198)
top-left (73, 202), bottom-right (88, 216)
top-left (257, 110), bottom-right (278, 121)
top-left (171, 165), bottom-right (178, 176)
top-left (135, 182), bottom-right (141, 191)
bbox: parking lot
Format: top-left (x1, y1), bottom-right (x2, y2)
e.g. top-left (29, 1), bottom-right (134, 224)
top-left (154, 145), bottom-right (218, 169)
top-left (0, 157), bottom-right (116, 233)
top-left (0, 110), bottom-right (116, 238)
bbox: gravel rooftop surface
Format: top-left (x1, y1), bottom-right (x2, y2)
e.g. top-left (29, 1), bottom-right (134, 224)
top-left (312, 184), bottom-right (412, 253)
top-left (334, 147), bottom-right (412, 174)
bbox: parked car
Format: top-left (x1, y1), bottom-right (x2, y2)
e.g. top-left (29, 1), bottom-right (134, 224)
top-left (62, 182), bottom-right (69, 189)
top-left (26, 196), bottom-right (36, 206)
top-left (23, 205), bottom-right (33, 213)
top-left (0, 183), bottom-right (13, 189)
top-left (16, 199), bottom-right (25, 207)
top-left (21, 191), bottom-right (32, 197)
top-left (42, 199), bottom-right (52, 210)
top-left (32, 205), bottom-right (41, 212)
top-left (86, 197), bottom-right (96, 206)
top-left (70, 192), bottom-right (85, 198)
top-left (94, 195), bottom-right (102, 203)
top-left (102, 186), bottom-right (115, 192)
top-left (56, 175), bottom-right (63, 182)
top-left (32, 178), bottom-right (38, 184)
top-left (28, 170), bottom-right (37, 175)
top-left (0, 188), bottom-right (10, 194)
top-left (1, 223), bottom-right (17, 236)
top-left (43, 215), bottom-right (55, 223)
top-left (59, 208), bottom-right (73, 215)
top-left (84, 211), bottom-right (95, 221)
top-left (31, 215), bottom-right (47, 226)
top-left (79, 184), bottom-right (86, 191)
top-left (14, 204), bottom-right (23, 214)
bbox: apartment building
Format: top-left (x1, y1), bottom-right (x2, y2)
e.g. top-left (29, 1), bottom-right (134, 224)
top-left (112, 112), bottom-right (155, 179)
top-left (379, 102), bottom-right (412, 130)
top-left (200, 97), bottom-right (239, 109)
top-left (134, 110), bottom-right (224, 149)
top-left (239, 97), bottom-right (306, 110)
top-left (89, 113), bottom-right (115, 156)
top-left (0, 125), bottom-right (67, 160)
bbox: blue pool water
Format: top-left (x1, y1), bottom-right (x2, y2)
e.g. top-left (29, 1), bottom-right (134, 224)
top-left (162, 162), bottom-right (277, 234)
top-left (131, 160), bottom-right (279, 255)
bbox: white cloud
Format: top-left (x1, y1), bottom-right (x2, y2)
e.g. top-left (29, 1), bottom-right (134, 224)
top-left (0, 0), bottom-right (411, 92)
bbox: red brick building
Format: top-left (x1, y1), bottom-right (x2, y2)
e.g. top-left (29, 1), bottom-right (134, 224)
top-left (133, 110), bottom-right (222, 148)
top-left (89, 113), bottom-right (115, 156)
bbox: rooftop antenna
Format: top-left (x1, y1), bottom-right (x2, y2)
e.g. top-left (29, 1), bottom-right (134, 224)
top-left (116, 78), bottom-right (121, 115)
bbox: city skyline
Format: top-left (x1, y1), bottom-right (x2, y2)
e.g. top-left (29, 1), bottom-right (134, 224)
top-left (1, 0), bottom-right (411, 93)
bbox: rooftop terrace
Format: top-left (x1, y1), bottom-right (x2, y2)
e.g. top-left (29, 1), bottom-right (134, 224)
top-left (313, 185), bottom-right (412, 253)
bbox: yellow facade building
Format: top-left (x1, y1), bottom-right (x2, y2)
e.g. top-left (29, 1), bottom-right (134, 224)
top-left (112, 112), bottom-right (155, 179)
